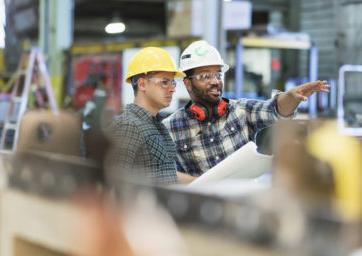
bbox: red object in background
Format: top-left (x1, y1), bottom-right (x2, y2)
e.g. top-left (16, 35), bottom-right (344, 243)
top-left (72, 55), bottom-right (122, 110)
top-left (74, 86), bottom-right (96, 110)
top-left (271, 58), bottom-right (281, 72)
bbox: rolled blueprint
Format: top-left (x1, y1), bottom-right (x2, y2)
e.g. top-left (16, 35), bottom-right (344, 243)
top-left (189, 142), bottom-right (272, 186)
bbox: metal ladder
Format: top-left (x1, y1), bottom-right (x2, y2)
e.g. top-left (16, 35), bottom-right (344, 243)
top-left (0, 48), bottom-right (58, 153)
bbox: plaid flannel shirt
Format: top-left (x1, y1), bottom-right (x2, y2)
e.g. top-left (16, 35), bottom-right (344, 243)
top-left (106, 104), bottom-right (177, 185)
top-left (163, 96), bottom-right (293, 176)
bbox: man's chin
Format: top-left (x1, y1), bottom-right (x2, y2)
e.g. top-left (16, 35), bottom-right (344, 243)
top-left (162, 102), bottom-right (171, 109)
top-left (207, 95), bottom-right (222, 104)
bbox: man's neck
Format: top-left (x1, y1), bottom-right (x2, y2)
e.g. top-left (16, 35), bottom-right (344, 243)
top-left (193, 99), bottom-right (218, 114)
top-left (134, 96), bottom-right (159, 116)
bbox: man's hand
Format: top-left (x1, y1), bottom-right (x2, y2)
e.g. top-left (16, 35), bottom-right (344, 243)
top-left (277, 80), bottom-right (330, 116)
top-left (287, 80), bottom-right (330, 102)
top-left (177, 171), bottom-right (197, 184)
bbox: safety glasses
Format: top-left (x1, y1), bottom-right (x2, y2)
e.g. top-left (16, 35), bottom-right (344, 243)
top-left (147, 77), bottom-right (177, 89)
top-left (188, 72), bottom-right (223, 83)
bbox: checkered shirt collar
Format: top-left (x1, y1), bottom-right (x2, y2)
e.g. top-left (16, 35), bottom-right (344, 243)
top-left (126, 103), bottom-right (162, 122)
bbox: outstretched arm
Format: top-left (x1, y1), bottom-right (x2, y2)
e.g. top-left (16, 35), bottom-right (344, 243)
top-left (277, 80), bottom-right (329, 116)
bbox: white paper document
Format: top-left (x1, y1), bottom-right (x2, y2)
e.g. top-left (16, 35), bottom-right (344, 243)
top-left (172, 178), bottom-right (270, 198)
top-left (189, 142), bottom-right (273, 186)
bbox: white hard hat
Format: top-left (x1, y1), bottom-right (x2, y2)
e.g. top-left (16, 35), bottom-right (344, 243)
top-left (179, 40), bottom-right (229, 72)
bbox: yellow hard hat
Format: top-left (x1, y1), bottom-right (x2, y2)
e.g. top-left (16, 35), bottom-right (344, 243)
top-left (125, 47), bottom-right (185, 83)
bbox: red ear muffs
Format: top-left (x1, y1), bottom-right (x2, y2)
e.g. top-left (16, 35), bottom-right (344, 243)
top-left (215, 99), bottom-right (228, 118)
top-left (189, 104), bottom-right (209, 122)
top-left (187, 98), bottom-right (229, 122)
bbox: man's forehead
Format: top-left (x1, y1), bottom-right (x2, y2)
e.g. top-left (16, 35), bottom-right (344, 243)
top-left (193, 65), bottom-right (222, 73)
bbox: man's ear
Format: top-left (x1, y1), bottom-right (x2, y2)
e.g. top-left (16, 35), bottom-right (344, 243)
top-left (138, 77), bottom-right (147, 92)
top-left (183, 78), bottom-right (192, 93)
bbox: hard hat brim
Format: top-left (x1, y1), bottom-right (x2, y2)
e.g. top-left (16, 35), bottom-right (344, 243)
top-left (181, 63), bottom-right (229, 73)
top-left (126, 69), bottom-right (185, 84)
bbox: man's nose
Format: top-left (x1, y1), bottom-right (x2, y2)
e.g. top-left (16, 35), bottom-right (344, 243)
top-left (210, 76), bottom-right (221, 85)
top-left (169, 86), bottom-right (176, 93)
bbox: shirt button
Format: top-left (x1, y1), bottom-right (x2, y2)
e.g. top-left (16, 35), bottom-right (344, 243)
top-left (231, 127), bottom-right (235, 131)
top-left (210, 138), bottom-right (214, 143)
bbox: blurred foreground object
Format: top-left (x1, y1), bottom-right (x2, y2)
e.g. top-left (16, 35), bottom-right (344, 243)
top-left (273, 119), bottom-right (362, 253)
top-left (0, 184), bottom-right (188, 256)
top-left (2, 110), bottom-right (105, 198)
top-left (307, 122), bottom-right (362, 222)
top-left (273, 120), bottom-right (362, 221)
top-left (73, 188), bottom-right (188, 256)
top-left (73, 194), bottom-right (135, 256)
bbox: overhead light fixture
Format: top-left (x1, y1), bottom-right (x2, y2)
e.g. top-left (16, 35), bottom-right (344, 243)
top-left (105, 22), bottom-right (126, 34)
top-left (105, 14), bottom-right (126, 34)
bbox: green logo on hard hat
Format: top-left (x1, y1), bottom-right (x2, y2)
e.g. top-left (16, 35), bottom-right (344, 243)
top-left (194, 46), bottom-right (208, 56)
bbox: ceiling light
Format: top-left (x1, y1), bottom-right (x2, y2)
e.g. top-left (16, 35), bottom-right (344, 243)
top-left (105, 21), bottom-right (126, 34)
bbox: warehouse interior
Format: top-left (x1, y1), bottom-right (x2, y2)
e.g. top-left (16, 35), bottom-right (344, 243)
top-left (0, 0), bottom-right (361, 255)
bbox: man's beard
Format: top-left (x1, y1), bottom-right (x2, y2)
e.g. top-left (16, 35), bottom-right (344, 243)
top-left (191, 84), bottom-right (222, 106)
